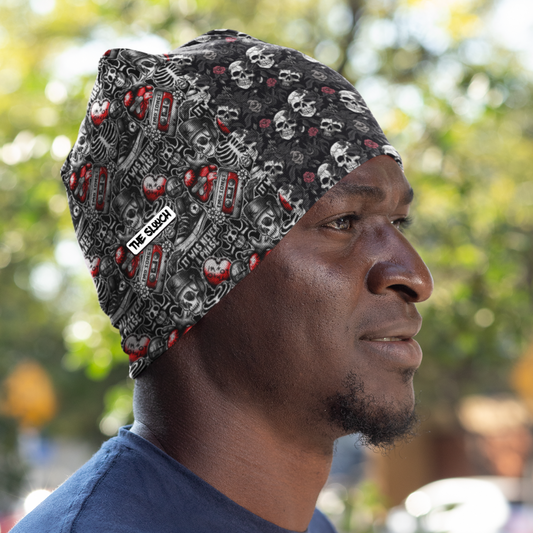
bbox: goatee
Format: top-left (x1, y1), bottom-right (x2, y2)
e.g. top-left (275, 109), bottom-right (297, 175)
top-left (325, 371), bottom-right (420, 450)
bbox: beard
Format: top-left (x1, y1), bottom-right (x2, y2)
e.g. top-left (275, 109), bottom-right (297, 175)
top-left (325, 370), bottom-right (419, 450)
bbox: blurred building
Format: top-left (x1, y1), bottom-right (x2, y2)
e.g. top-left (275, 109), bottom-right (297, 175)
top-left (371, 395), bottom-right (533, 507)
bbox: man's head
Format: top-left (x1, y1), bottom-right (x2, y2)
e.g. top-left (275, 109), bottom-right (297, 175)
top-left (137, 154), bottom-right (432, 449)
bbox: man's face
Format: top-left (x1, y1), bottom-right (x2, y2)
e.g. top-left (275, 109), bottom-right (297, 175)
top-left (194, 155), bottom-right (433, 448)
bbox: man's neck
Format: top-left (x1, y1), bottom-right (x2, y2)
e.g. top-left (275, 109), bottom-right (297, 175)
top-left (132, 372), bottom-right (334, 532)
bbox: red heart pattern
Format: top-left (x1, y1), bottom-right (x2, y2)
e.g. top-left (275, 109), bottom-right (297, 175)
top-left (124, 334), bottom-right (150, 362)
top-left (90, 100), bottom-right (110, 126)
top-left (203, 258), bottom-right (231, 286)
top-left (85, 256), bottom-right (100, 277)
top-left (142, 174), bottom-right (167, 202)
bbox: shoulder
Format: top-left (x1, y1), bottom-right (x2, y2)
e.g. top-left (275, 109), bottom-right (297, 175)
top-left (10, 429), bottom-right (154, 533)
top-left (11, 427), bottom-right (339, 533)
top-left (10, 426), bottom-right (253, 533)
top-left (308, 508), bottom-right (338, 533)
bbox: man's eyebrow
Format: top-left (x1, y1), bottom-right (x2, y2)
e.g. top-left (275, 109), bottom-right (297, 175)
top-left (327, 183), bottom-right (386, 202)
top-left (327, 183), bottom-right (414, 205)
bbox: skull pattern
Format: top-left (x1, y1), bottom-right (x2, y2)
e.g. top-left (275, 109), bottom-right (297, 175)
top-left (317, 162), bottom-right (336, 188)
top-left (263, 159), bottom-right (284, 180)
top-left (105, 67), bottom-right (126, 89)
top-left (257, 207), bottom-right (282, 239)
top-left (338, 90), bottom-right (368, 114)
top-left (288, 90), bottom-right (317, 117)
top-left (229, 61), bottom-right (254, 89)
top-left (331, 141), bottom-right (361, 173)
top-left (216, 105), bottom-right (240, 126)
top-left (122, 199), bottom-right (143, 229)
top-left (274, 110), bottom-right (297, 140)
top-left (320, 117), bottom-right (344, 139)
top-left (179, 283), bottom-right (203, 314)
top-left (246, 45), bottom-right (276, 69)
top-left (279, 69), bottom-right (302, 88)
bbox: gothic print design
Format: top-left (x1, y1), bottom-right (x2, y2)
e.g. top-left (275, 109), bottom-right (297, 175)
top-left (61, 29), bottom-right (403, 378)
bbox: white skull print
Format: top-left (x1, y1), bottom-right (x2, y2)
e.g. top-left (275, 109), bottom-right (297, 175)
top-left (216, 105), bottom-right (240, 125)
top-left (172, 54), bottom-right (193, 68)
top-left (105, 67), bottom-right (126, 88)
top-left (263, 159), bottom-right (284, 179)
top-left (229, 61), bottom-right (254, 89)
top-left (381, 145), bottom-right (403, 169)
top-left (317, 162), bottom-right (336, 188)
top-left (257, 207), bottom-right (282, 240)
top-left (123, 198), bottom-right (144, 230)
top-left (338, 90), bottom-right (368, 114)
top-left (279, 69), bottom-right (302, 88)
top-left (274, 110), bottom-right (297, 140)
top-left (331, 141), bottom-right (361, 173)
top-left (192, 131), bottom-right (216, 159)
top-left (161, 144), bottom-right (174, 161)
top-left (320, 117), bottom-right (344, 139)
top-left (179, 283), bottom-right (204, 314)
top-left (246, 46), bottom-right (276, 69)
top-left (288, 90), bottom-right (317, 117)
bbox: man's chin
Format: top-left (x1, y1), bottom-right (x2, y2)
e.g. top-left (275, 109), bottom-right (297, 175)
top-left (325, 371), bottom-right (419, 450)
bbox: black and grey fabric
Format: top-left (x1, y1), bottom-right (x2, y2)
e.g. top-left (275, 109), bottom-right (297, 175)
top-left (61, 29), bottom-right (403, 378)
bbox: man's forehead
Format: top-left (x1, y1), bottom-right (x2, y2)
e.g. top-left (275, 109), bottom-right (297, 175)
top-left (320, 154), bottom-right (413, 207)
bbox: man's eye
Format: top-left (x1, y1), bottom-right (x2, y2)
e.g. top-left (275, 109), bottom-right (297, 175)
top-left (323, 215), bottom-right (360, 230)
top-left (391, 216), bottom-right (413, 232)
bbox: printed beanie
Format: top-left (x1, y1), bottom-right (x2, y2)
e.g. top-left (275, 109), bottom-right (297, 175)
top-left (61, 29), bottom-right (403, 378)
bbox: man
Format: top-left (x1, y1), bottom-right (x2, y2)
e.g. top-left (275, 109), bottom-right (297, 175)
top-left (13, 29), bottom-right (432, 532)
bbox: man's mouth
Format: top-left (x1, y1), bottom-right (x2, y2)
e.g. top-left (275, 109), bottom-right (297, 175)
top-left (360, 318), bottom-right (422, 344)
top-left (369, 337), bottom-right (409, 342)
top-left (359, 322), bottom-right (423, 369)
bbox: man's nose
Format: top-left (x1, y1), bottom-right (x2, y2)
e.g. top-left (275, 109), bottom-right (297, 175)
top-left (366, 232), bottom-right (433, 303)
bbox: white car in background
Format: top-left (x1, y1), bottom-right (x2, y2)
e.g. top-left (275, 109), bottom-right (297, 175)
top-left (385, 476), bottom-right (533, 533)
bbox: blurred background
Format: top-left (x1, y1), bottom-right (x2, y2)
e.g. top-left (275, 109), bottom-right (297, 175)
top-left (0, 0), bottom-right (532, 531)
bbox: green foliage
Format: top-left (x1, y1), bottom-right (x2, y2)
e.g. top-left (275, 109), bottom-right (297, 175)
top-left (98, 380), bottom-right (134, 437)
top-left (319, 480), bottom-right (389, 532)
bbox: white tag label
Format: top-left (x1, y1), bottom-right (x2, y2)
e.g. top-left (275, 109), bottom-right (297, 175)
top-left (126, 206), bottom-right (176, 255)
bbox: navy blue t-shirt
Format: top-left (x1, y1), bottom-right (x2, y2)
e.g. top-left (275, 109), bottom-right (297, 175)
top-left (12, 426), bottom-right (337, 533)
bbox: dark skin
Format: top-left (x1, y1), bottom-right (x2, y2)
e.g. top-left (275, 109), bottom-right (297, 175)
top-left (132, 154), bottom-right (433, 531)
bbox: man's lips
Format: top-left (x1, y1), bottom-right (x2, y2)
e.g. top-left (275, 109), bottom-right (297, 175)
top-left (359, 320), bottom-right (423, 369)
top-left (359, 337), bottom-right (423, 370)
top-left (360, 318), bottom-right (422, 341)
top-left (367, 336), bottom-right (409, 342)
